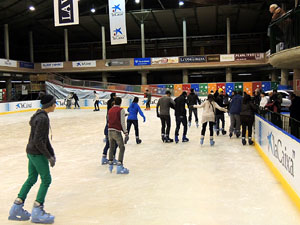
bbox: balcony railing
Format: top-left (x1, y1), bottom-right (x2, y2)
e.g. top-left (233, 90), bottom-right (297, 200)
top-left (268, 7), bottom-right (300, 54)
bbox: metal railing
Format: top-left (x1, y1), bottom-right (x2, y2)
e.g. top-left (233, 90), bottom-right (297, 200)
top-left (268, 7), bottom-right (300, 54)
top-left (258, 109), bottom-right (300, 139)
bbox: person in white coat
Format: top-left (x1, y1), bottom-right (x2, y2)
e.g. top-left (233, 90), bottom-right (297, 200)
top-left (259, 92), bottom-right (268, 108)
top-left (193, 94), bottom-right (227, 146)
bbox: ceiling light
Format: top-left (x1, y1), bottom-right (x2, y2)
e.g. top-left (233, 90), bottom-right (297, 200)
top-left (135, 0), bottom-right (140, 3)
top-left (179, 1), bottom-right (184, 6)
top-left (91, 8), bottom-right (96, 13)
top-left (29, 5), bottom-right (35, 11)
top-left (238, 73), bottom-right (252, 76)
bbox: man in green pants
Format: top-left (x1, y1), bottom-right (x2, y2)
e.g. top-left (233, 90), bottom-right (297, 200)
top-left (8, 93), bottom-right (56, 224)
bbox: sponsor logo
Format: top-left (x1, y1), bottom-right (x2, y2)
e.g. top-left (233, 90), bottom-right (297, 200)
top-left (267, 132), bottom-right (295, 177)
top-left (59, 0), bottom-right (74, 23)
top-left (142, 99), bottom-right (159, 105)
top-left (111, 4), bottom-right (123, 16)
top-left (16, 103), bottom-right (32, 109)
top-left (112, 27), bottom-right (125, 41)
top-left (258, 121), bottom-right (262, 146)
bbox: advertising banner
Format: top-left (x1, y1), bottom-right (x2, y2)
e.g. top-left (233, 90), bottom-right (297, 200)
top-left (19, 61), bottom-right (34, 69)
top-left (41, 62), bottom-right (64, 69)
top-left (134, 58), bottom-right (151, 66)
top-left (8, 100), bottom-right (40, 112)
top-left (179, 56), bottom-right (206, 63)
top-left (255, 115), bottom-right (300, 198)
top-left (234, 53), bottom-right (265, 61)
top-left (0, 59), bottom-right (17, 67)
top-left (72, 61), bottom-right (96, 68)
top-left (53, 0), bottom-right (79, 27)
top-left (105, 59), bottom-right (130, 66)
top-left (220, 54), bottom-right (235, 62)
top-left (225, 83), bottom-right (234, 96)
top-left (206, 55), bottom-right (220, 62)
top-left (108, 0), bottom-right (127, 45)
top-left (151, 57), bottom-right (179, 64)
top-left (262, 81), bottom-right (271, 92)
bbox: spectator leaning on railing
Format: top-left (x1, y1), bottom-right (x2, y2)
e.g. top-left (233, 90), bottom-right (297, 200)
top-left (289, 93), bottom-right (300, 138)
top-left (269, 4), bottom-right (286, 21)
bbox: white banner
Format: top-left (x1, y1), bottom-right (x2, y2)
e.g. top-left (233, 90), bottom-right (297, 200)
top-left (53, 0), bottom-right (79, 27)
top-left (220, 54), bottom-right (235, 62)
top-left (108, 0), bottom-right (127, 45)
top-left (151, 57), bottom-right (179, 64)
top-left (72, 60), bottom-right (96, 68)
top-left (255, 115), bottom-right (300, 198)
top-left (0, 59), bottom-right (17, 67)
top-left (41, 62), bottom-right (64, 69)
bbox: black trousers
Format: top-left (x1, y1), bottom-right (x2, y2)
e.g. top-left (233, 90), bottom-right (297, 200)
top-left (215, 114), bottom-right (225, 130)
top-left (175, 116), bottom-right (187, 136)
top-left (201, 122), bottom-right (214, 137)
top-left (188, 108), bottom-right (198, 122)
top-left (127, 120), bottom-right (139, 137)
top-left (94, 100), bottom-right (99, 110)
top-left (240, 115), bottom-right (254, 138)
top-left (146, 100), bottom-right (151, 109)
top-left (74, 100), bottom-right (80, 108)
top-left (160, 115), bottom-right (171, 136)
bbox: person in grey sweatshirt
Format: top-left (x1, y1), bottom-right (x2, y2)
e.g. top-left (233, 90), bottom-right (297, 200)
top-left (156, 90), bottom-right (175, 143)
top-left (8, 93), bottom-right (56, 224)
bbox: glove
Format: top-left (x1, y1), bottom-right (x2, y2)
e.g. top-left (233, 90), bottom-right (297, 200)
top-left (143, 117), bottom-right (146, 123)
top-left (157, 113), bottom-right (160, 118)
top-left (124, 134), bottom-right (129, 144)
top-left (48, 157), bottom-right (56, 168)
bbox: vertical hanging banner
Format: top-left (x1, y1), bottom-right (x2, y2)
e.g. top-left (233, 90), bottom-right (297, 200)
top-left (53, 0), bottom-right (79, 27)
top-left (108, 0), bottom-right (127, 45)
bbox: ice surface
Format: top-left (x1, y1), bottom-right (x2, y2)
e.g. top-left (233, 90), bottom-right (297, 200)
top-left (0, 108), bottom-right (299, 225)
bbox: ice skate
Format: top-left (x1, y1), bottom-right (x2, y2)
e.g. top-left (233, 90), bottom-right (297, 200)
top-left (31, 204), bottom-right (54, 224)
top-left (229, 132), bottom-right (233, 138)
top-left (222, 130), bottom-right (227, 135)
top-left (101, 156), bottom-right (109, 165)
top-left (113, 158), bottom-right (118, 165)
top-left (108, 163), bottom-right (114, 173)
top-left (182, 136), bottom-right (189, 142)
top-left (216, 130), bottom-right (220, 136)
top-left (116, 165), bottom-right (129, 174)
top-left (8, 199), bottom-right (31, 221)
top-left (248, 138), bottom-right (254, 145)
top-left (188, 121), bottom-right (191, 127)
top-left (210, 139), bottom-right (215, 146)
top-left (165, 136), bottom-right (173, 143)
top-left (242, 138), bottom-right (246, 145)
top-left (175, 135), bottom-right (179, 143)
top-left (196, 122), bottom-right (199, 128)
top-left (200, 136), bottom-right (204, 145)
top-left (161, 134), bottom-right (166, 142)
top-left (136, 138), bottom-right (142, 144)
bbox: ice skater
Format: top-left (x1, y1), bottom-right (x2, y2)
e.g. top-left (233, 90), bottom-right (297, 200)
top-left (156, 90), bottom-right (175, 143)
top-left (8, 93), bottom-right (56, 224)
top-left (108, 97), bottom-right (129, 174)
top-left (72, 92), bottom-right (80, 109)
top-left (193, 94), bottom-right (227, 146)
top-left (126, 97), bottom-right (146, 144)
top-left (93, 91), bottom-right (100, 111)
top-left (229, 91), bottom-right (243, 138)
top-left (144, 89), bottom-right (152, 110)
top-left (214, 89), bottom-right (227, 135)
top-left (101, 123), bottom-right (118, 165)
top-left (66, 92), bottom-right (73, 109)
top-left (187, 88), bottom-right (201, 127)
top-left (174, 91), bottom-right (189, 143)
top-left (107, 92), bottom-right (116, 113)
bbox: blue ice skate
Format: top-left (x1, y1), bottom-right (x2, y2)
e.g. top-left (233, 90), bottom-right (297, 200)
top-left (109, 164), bottom-right (114, 173)
top-left (210, 139), bottom-right (215, 146)
top-left (182, 136), bottom-right (189, 142)
top-left (196, 122), bottom-right (199, 128)
top-left (175, 135), bottom-right (179, 143)
top-left (200, 137), bottom-right (204, 145)
top-left (116, 165), bottom-right (129, 174)
top-left (113, 158), bottom-right (118, 165)
top-left (101, 156), bottom-right (109, 165)
top-left (31, 205), bottom-right (54, 224)
top-left (8, 203), bottom-right (31, 221)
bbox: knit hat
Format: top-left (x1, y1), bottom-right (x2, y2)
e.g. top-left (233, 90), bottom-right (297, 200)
top-left (40, 93), bottom-right (56, 109)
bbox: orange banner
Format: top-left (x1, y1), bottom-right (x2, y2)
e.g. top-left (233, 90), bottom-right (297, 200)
top-left (243, 82), bottom-right (253, 96)
top-left (208, 83), bottom-right (217, 94)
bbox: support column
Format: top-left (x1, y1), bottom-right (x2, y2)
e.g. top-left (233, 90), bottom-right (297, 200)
top-left (101, 26), bottom-right (106, 60)
top-left (293, 69), bottom-right (300, 96)
top-left (281, 69), bottom-right (289, 86)
top-left (141, 21), bottom-right (145, 58)
top-left (102, 72), bottom-right (108, 83)
top-left (183, 18), bottom-right (187, 56)
top-left (6, 78), bottom-right (12, 101)
top-left (4, 24), bottom-right (9, 59)
top-left (271, 70), bottom-right (279, 82)
top-left (226, 18), bottom-right (231, 54)
top-left (64, 29), bottom-right (69, 61)
top-left (183, 69), bottom-right (188, 83)
top-left (141, 71), bottom-right (147, 85)
top-left (226, 68), bottom-right (232, 82)
top-left (29, 31), bottom-right (34, 62)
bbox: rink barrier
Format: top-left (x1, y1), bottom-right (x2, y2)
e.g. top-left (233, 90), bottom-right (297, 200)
top-left (254, 114), bottom-right (300, 211)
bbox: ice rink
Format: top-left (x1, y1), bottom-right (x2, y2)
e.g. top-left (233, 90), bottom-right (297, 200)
top-left (1, 108), bottom-right (300, 225)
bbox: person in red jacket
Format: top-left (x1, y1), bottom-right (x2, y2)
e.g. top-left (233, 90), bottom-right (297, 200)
top-left (108, 97), bottom-right (129, 174)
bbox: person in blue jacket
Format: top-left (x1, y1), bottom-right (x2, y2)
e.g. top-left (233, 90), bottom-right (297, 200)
top-left (229, 91), bottom-right (243, 138)
top-left (126, 97), bottom-right (146, 144)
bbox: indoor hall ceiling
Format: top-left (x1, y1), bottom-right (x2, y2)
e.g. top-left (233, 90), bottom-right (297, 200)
top-left (0, 0), bottom-right (295, 47)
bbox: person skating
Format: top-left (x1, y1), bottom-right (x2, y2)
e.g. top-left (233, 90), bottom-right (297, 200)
top-left (108, 97), bottom-right (129, 174)
top-left (193, 94), bottom-right (227, 146)
top-left (107, 92), bottom-right (116, 113)
top-left (144, 89), bottom-right (152, 110)
top-left (229, 91), bottom-right (243, 138)
top-left (214, 89), bottom-right (227, 136)
top-left (66, 92), bottom-right (73, 109)
top-left (101, 123), bottom-right (118, 165)
top-left (126, 97), bottom-right (146, 144)
top-left (240, 94), bottom-right (257, 145)
top-left (187, 88), bottom-right (201, 127)
top-left (93, 91), bottom-right (100, 111)
top-left (174, 91), bottom-right (189, 143)
top-left (156, 90), bottom-right (175, 143)
top-left (8, 93), bottom-right (56, 224)
top-left (72, 92), bottom-right (80, 109)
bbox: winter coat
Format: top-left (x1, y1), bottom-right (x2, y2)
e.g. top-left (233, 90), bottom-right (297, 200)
top-left (194, 100), bottom-right (227, 124)
top-left (187, 93), bottom-right (200, 106)
top-left (127, 102), bottom-right (145, 121)
top-left (229, 94), bottom-right (243, 114)
top-left (174, 94), bottom-right (187, 117)
top-left (240, 102), bottom-right (257, 117)
top-left (26, 109), bottom-right (55, 159)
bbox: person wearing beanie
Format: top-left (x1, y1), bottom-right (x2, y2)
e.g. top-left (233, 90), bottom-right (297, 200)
top-left (8, 93), bottom-right (56, 224)
top-left (174, 91), bottom-right (189, 143)
top-left (107, 92), bottom-right (116, 113)
top-left (187, 88), bottom-right (201, 128)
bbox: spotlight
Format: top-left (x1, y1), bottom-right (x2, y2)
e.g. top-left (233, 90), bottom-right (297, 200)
top-left (29, 5), bottom-right (35, 11)
top-left (135, 0), bottom-right (140, 3)
top-left (91, 8), bottom-right (96, 13)
top-left (179, 1), bottom-right (184, 6)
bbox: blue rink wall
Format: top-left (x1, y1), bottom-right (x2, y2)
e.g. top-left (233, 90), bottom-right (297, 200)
top-left (254, 114), bottom-right (300, 211)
